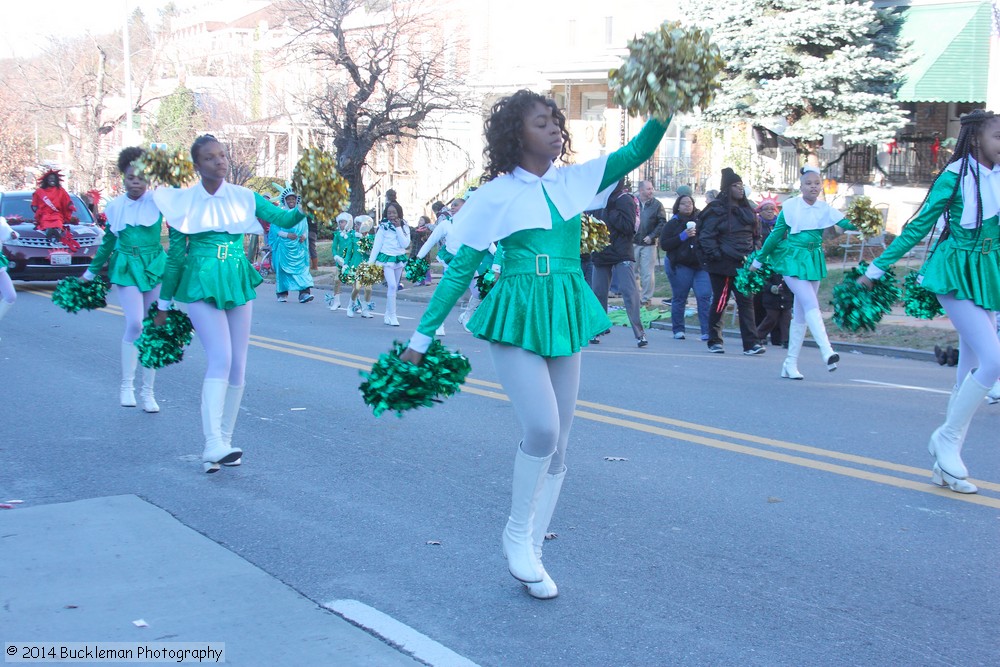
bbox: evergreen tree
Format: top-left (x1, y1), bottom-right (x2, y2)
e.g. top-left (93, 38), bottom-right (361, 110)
top-left (147, 86), bottom-right (201, 150)
top-left (684, 0), bottom-right (911, 164)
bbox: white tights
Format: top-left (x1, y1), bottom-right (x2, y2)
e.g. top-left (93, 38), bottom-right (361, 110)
top-left (0, 268), bottom-right (14, 305)
top-left (384, 264), bottom-right (403, 311)
top-left (116, 284), bottom-right (161, 343)
top-left (938, 294), bottom-right (1000, 388)
top-left (489, 344), bottom-right (581, 472)
top-left (186, 301), bottom-right (253, 384)
top-left (782, 276), bottom-right (820, 324)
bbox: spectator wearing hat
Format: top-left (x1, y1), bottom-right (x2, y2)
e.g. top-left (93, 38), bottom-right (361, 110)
top-left (633, 180), bottom-right (667, 306)
top-left (697, 167), bottom-right (763, 355)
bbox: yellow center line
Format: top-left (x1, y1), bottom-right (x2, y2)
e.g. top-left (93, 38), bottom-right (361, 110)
top-left (28, 287), bottom-right (999, 504)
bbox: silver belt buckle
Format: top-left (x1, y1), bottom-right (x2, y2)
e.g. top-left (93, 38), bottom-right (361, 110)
top-left (216, 244), bottom-right (229, 260)
top-left (982, 238), bottom-right (994, 254)
top-left (535, 254), bottom-right (550, 276)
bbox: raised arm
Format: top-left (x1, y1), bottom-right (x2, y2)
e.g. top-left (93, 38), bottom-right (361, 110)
top-left (600, 118), bottom-right (670, 191)
top-left (253, 192), bottom-right (306, 230)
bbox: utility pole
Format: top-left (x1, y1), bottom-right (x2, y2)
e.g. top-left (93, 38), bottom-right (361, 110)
top-left (123, 0), bottom-right (135, 145)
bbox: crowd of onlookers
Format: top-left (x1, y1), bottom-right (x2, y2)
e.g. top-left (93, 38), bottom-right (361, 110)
top-left (252, 170), bottom-right (795, 353)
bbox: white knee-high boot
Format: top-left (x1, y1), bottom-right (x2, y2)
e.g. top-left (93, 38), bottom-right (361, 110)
top-left (524, 467), bottom-right (566, 599)
top-left (804, 309), bottom-right (839, 371)
top-left (140, 367), bottom-right (159, 413)
top-left (219, 384), bottom-right (246, 467)
top-left (201, 378), bottom-right (241, 473)
top-left (502, 445), bottom-right (552, 584)
top-left (929, 374), bottom-right (988, 489)
top-left (781, 322), bottom-right (806, 380)
top-left (120, 341), bottom-right (138, 407)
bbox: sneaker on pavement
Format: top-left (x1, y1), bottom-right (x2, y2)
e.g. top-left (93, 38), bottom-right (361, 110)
top-left (744, 344), bottom-right (766, 355)
top-left (673, 332), bottom-right (685, 340)
top-left (708, 344), bottom-right (724, 354)
top-left (637, 335), bottom-right (649, 348)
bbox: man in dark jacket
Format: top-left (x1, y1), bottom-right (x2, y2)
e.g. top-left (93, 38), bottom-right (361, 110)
top-left (697, 167), bottom-right (764, 355)
top-left (591, 179), bottom-right (648, 347)
top-left (633, 180), bottom-right (667, 306)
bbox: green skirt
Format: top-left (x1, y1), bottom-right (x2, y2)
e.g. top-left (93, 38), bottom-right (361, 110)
top-left (108, 244), bottom-right (166, 291)
top-left (173, 242), bottom-right (262, 310)
top-left (919, 218), bottom-right (1000, 311)
top-left (375, 252), bottom-right (407, 264)
top-left (771, 234), bottom-right (826, 281)
top-left (467, 268), bottom-right (611, 358)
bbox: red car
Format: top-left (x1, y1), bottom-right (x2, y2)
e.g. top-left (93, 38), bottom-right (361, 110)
top-left (0, 190), bottom-right (103, 281)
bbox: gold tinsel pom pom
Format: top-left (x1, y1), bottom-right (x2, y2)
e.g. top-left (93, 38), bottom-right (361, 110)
top-left (580, 213), bottom-right (611, 255)
top-left (609, 21), bottom-right (725, 120)
top-left (292, 147), bottom-right (350, 224)
top-left (132, 147), bottom-right (196, 187)
top-left (354, 262), bottom-right (385, 287)
top-left (845, 196), bottom-right (884, 239)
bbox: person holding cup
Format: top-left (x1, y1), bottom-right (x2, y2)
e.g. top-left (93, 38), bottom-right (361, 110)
top-left (659, 191), bottom-right (710, 340)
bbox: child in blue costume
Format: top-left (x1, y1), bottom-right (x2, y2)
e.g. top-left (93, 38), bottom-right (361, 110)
top-left (860, 109), bottom-right (1000, 494)
top-left (401, 90), bottom-right (668, 598)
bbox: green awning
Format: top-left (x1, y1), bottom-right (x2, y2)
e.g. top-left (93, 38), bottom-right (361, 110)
top-left (897, 1), bottom-right (992, 103)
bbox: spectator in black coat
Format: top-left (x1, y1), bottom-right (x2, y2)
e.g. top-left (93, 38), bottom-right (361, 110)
top-left (660, 193), bottom-right (711, 340)
top-left (591, 179), bottom-right (648, 347)
top-left (697, 167), bottom-right (763, 355)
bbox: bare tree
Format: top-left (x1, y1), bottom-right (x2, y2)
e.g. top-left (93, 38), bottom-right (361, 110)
top-left (287, 0), bottom-right (474, 214)
top-left (0, 79), bottom-right (36, 189)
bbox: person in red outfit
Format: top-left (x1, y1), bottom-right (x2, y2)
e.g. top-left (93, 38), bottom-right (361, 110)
top-left (31, 169), bottom-right (78, 250)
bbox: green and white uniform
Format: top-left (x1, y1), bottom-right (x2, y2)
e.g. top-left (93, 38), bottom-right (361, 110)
top-left (409, 119), bottom-right (668, 357)
top-left (153, 182), bottom-right (306, 310)
top-left (866, 166), bottom-right (1000, 310)
top-left (84, 191), bottom-right (165, 290)
top-left (757, 196), bottom-right (852, 281)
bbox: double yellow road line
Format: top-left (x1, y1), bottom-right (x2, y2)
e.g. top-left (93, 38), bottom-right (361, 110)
top-left (33, 288), bottom-right (1000, 509)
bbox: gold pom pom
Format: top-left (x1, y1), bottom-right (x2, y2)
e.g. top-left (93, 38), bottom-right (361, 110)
top-left (292, 147), bottom-right (350, 224)
top-left (609, 21), bottom-right (725, 120)
top-left (580, 213), bottom-right (611, 255)
top-left (132, 147), bottom-right (196, 187)
top-left (354, 262), bottom-right (385, 287)
top-left (845, 196), bottom-right (884, 239)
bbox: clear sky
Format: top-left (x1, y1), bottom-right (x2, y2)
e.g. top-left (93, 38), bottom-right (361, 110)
top-left (2, 0), bottom-right (188, 59)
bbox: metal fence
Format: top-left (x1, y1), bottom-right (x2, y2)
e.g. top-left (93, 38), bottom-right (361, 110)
top-left (629, 157), bottom-right (711, 194)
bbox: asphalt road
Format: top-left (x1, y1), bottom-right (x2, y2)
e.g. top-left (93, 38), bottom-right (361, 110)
top-left (2, 282), bottom-right (998, 666)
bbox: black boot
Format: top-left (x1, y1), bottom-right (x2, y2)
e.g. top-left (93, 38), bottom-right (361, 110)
top-left (934, 345), bottom-right (948, 366)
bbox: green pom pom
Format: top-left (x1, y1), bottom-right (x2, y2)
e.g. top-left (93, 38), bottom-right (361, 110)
top-left (52, 276), bottom-right (109, 313)
top-left (405, 257), bottom-right (430, 283)
top-left (831, 262), bottom-right (900, 332)
top-left (476, 271), bottom-right (498, 299)
top-left (359, 340), bottom-right (472, 417)
top-left (339, 264), bottom-right (356, 285)
top-left (903, 271), bottom-right (944, 319)
top-left (734, 251), bottom-right (773, 295)
top-left (135, 305), bottom-right (195, 369)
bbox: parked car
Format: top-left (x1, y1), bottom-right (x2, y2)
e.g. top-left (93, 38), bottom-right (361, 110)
top-left (0, 190), bottom-right (103, 281)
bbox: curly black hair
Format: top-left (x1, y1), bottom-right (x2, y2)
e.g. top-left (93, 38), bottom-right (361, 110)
top-left (483, 90), bottom-right (572, 181)
top-left (117, 146), bottom-right (145, 174)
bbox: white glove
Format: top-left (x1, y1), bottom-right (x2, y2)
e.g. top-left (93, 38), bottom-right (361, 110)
top-left (81, 269), bottom-right (95, 281)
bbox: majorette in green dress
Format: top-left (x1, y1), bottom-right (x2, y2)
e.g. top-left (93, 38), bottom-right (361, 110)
top-left (867, 162), bottom-right (1000, 311)
top-left (756, 196), bottom-right (851, 281)
top-left (85, 191), bottom-right (165, 291)
top-left (331, 229), bottom-right (360, 268)
top-left (153, 182), bottom-right (306, 310)
top-left (408, 119), bottom-right (668, 358)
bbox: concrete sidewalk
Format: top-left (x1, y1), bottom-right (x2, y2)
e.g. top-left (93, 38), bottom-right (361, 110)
top-left (0, 495), bottom-right (432, 666)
